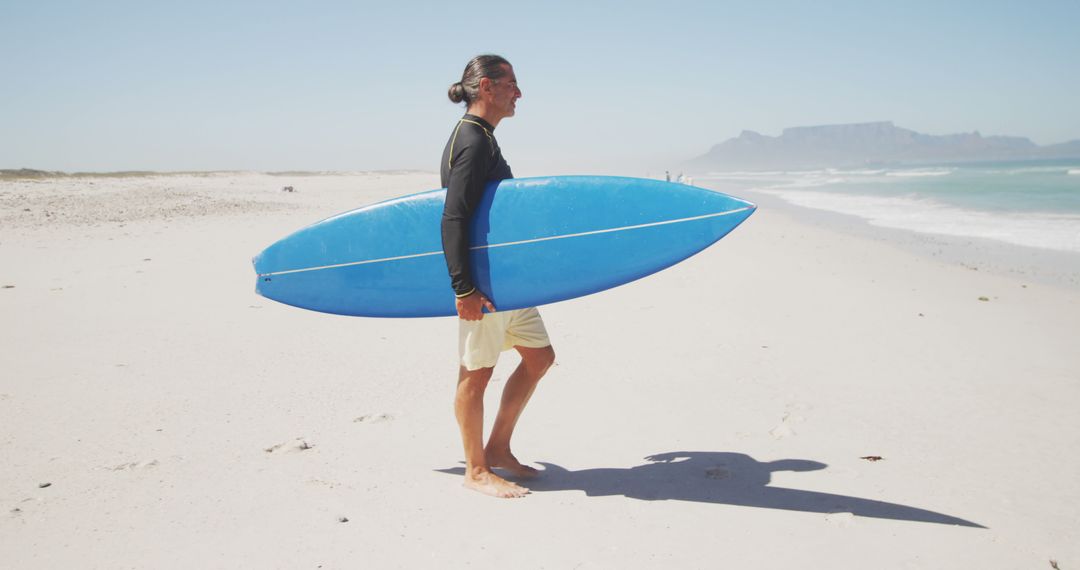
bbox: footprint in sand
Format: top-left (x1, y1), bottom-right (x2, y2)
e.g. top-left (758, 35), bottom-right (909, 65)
top-left (264, 438), bottom-right (313, 453)
top-left (769, 401), bottom-right (811, 440)
top-left (769, 412), bottom-right (805, 439)
top-left (769, 421), bottom-right (796, 439)
top-left (106, 459), bottom-right (160, 471)
top-left (353, 413), bottom-right (394, 424)
top-left (787, 401), bottom-right (812, 412)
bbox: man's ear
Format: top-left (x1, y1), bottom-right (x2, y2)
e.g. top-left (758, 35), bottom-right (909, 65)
top-left (477, 77), bottom-right (492, 94)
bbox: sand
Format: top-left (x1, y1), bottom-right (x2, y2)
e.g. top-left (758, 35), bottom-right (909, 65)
top-left (1, 172), bottom-right (1078, 569)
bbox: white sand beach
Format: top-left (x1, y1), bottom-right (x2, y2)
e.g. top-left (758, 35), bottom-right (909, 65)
top-left (2, 172), bottom-right (1078, 568)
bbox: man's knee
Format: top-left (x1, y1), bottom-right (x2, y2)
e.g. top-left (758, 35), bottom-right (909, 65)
top-left (458, 366), bottom-right (494, 394)
top-left (523, 345), bottom-right (555, 376)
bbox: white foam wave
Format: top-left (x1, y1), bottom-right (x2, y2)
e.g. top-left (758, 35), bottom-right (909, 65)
top-left (968, 165), bottom-right (1079, 176)
top-left (705, 165), bottom-right (1079, 178)
top-left (762, 189), bottom-right (1080, 253)
top-left (885, 169), bottom-right (953, 178)
top-left (783, 176), bottom-right (847, 189)
top-left (703, 171), bottom-right (791, 177)
top-left (837, 169), bottom-right (887, 176)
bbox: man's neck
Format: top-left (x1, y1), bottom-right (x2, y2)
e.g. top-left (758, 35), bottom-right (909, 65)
top-left (466, 103), bottom-right (502, 129)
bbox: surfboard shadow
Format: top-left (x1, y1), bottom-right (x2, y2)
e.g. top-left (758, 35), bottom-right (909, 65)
top-left (436, 451), bottom-right (985, 528)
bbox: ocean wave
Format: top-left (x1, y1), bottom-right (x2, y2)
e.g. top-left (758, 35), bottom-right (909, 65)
top-left (782, 176), bottom-right (847, 189)
top-left (971, 166), bottom-right (1080, 176)
top-left (761, 189), bottom-right (1080, 253)
top-left (834, 169), bottom-right (887, 176)
top-left (1068, 169), bottom-right (1080, 176)
top-left (703, 168), bottom-right (915, 181)
top-left (884, 169), bottom-right (953, 178)
top-left (702, 170), bottom-right (809, 178)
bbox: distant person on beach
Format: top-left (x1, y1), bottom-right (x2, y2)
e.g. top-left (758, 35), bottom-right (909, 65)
top-left (665, 170), bottom-right (671, 182)
top-left (441, 54), bottom-right (556, 499)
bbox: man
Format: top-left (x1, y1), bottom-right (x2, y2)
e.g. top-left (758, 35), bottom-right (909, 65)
top-left (441, 55), bottom-right (556, 499)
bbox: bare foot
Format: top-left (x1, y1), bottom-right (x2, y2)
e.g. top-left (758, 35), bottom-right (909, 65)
top-left (486, 449), bottom-right (540, 479)
top-left (463, 470), bottom-right (530, 498)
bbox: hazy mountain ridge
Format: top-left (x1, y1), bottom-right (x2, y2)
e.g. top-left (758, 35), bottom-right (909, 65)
top-left (687, 122), bottom-right (1080, 171)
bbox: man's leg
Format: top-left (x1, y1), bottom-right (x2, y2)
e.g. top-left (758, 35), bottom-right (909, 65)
top-left (486, 344), bottom-right (556, 478)
top-left (455, 364), bottom-right (530, 498)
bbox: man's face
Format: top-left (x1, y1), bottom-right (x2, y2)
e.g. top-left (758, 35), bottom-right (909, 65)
top-left (488, 64), bottom-right (521, 119)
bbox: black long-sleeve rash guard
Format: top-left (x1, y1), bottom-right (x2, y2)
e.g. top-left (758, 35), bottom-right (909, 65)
top-left (440, 114), bottom-right (513, 297)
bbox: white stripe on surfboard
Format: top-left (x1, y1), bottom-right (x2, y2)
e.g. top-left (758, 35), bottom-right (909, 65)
top-left (257, 206), bottom-right (753, 278)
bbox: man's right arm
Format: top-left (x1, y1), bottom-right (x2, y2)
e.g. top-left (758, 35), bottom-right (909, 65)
top-left (441, 139), bottom-right (493, 314)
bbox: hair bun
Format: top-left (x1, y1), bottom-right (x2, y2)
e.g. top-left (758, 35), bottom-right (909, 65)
top-left (447, 81), bottom-right (466, 104)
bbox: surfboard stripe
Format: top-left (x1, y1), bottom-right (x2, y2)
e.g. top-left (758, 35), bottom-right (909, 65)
top-left (257, 206), bottom-right (752, 278)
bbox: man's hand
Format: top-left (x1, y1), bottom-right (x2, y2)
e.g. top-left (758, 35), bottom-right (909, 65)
top-left (456, 291), bottom-right (496, 321)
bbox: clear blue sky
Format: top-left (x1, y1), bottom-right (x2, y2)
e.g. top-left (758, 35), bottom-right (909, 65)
top-left (2, 0), bottom-right (1078, 175)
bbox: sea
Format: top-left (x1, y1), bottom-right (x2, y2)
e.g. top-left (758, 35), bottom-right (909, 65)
top-left (698, 159), bottom-right (1080, 254)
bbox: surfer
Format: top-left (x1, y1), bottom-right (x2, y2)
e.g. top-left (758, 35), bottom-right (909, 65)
top-left (441, 55), bottom-right (556, 498)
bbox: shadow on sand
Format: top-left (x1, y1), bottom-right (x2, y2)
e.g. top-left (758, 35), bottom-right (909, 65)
top-left (437, 451), bottom-right (984, 528)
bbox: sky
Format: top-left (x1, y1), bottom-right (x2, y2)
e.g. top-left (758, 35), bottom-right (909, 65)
top-left (2, 0), bottom-right (1078, 175)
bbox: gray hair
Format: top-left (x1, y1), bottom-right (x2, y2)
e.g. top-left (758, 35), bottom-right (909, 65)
top-left (448, 54), bottom-right (511, 106)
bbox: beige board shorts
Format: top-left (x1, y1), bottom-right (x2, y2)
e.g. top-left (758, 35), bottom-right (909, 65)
top-left (459, 307), bottom-right (550, 371)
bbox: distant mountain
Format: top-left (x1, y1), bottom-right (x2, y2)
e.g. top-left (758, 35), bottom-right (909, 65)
top-left (685, 121), bottom-right (1080, 172)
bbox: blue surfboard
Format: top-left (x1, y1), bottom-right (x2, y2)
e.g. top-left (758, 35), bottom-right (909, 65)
top-left (253, 176), bottom-right (755, 317)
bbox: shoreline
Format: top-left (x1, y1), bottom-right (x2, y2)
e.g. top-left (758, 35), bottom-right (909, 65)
top-left (704, 181), bottom-right (1080, 292)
